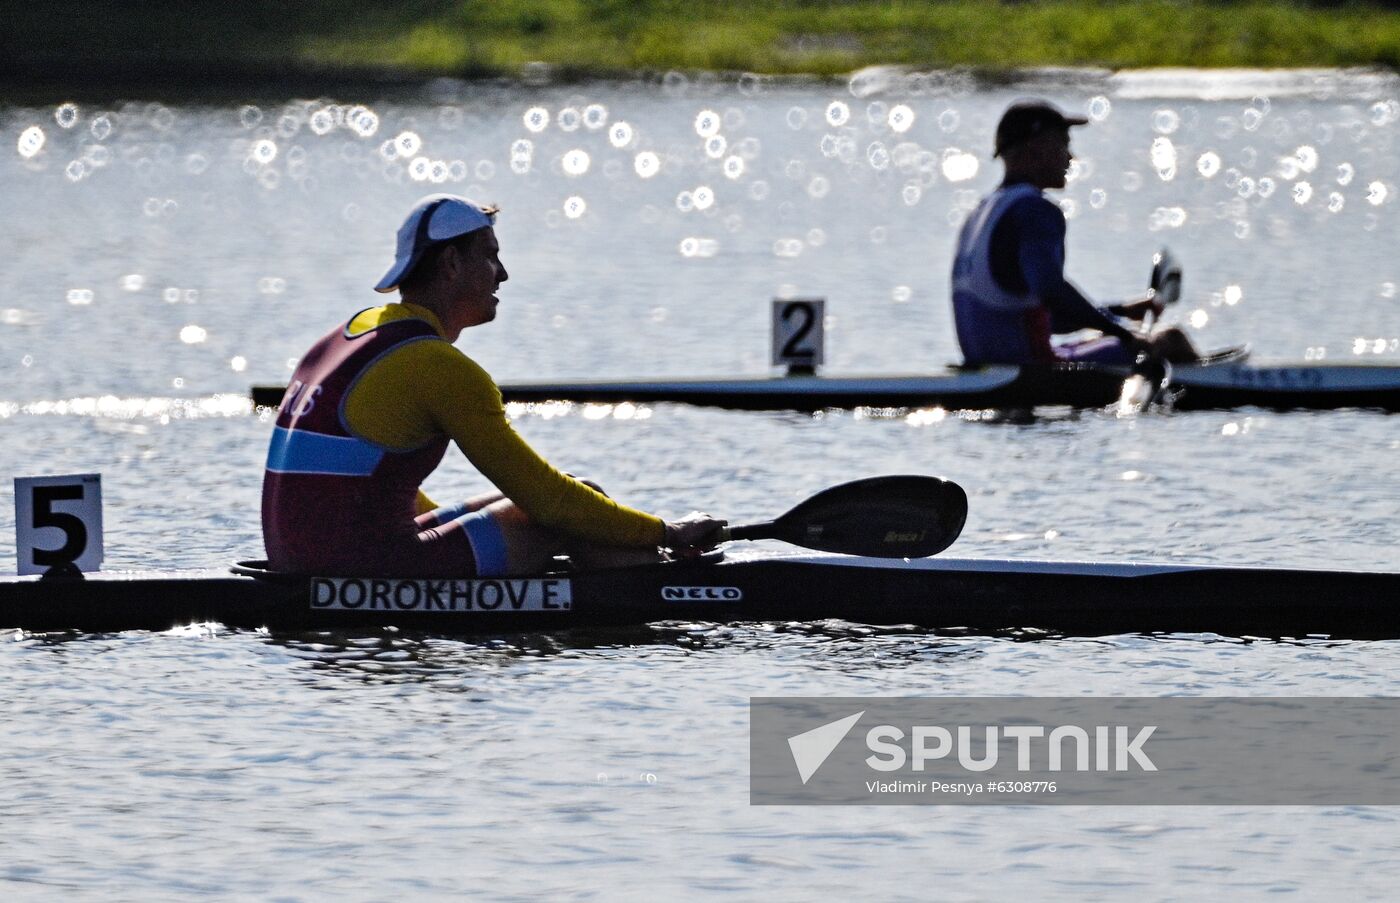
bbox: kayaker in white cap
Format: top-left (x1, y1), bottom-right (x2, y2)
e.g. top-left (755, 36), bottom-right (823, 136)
top-left (262, 194), bottom-right (725, 577)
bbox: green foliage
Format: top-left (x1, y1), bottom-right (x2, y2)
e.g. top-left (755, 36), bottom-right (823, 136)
top-left (13, 1), bottom-right (1400, 81)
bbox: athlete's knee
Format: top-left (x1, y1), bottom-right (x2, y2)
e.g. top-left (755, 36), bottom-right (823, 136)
top-left (484, 498), bottom-right (533, 526)
top-left (1151, 328), bottom-right (1198, 363)
top-left (498, 521), bottom-right (569, 574)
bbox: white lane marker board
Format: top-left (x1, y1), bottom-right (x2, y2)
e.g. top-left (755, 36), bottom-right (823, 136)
top-left (14, 473), bottom-right (103, 575)
top-left (771, 298), bottom-right (826, 370)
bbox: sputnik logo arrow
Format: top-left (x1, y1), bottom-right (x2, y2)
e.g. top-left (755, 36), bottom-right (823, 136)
top-left (787, 711), bottom-right (864, 784)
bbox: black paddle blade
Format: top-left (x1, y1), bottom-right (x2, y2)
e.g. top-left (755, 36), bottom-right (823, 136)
top-left (731, 475), bottom-right (968, 558)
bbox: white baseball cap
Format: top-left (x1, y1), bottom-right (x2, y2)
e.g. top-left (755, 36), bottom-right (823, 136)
top-left (373, 194), bottom-right (497, 293)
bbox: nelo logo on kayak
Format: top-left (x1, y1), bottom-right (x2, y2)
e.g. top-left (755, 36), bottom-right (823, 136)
top-left (1221, 366), bottom-right (1324, 389)
top-left (310, 577), bottom-right (572, 611)
top-left (661, 585), bottom-right (743, 602)
top-left (884, 530), bottom-right (927, 544)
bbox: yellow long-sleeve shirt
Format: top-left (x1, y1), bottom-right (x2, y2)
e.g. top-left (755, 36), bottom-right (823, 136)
top-left (342, 303), bottom-right (664, 547)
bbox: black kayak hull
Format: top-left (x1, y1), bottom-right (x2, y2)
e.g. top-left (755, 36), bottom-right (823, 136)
top-left (4, 553), bottom-right (1398, 640)
top-left (250, 350), bottom-right (1400, 412)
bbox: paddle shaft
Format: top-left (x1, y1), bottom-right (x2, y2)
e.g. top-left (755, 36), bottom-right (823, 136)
top-left (724, 522), bottom-right (774, 542)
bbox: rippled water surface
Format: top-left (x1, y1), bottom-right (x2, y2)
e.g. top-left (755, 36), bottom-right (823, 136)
top-left (2, 70), bottom-right (1399, 900)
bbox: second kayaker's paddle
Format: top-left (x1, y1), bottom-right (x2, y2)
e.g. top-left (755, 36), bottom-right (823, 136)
top-left (1117, 247), bottom-right (1183, 412)
top-left (1148, 246), bottom-right (1182, 309)
top-left (723, 475), bottom-right (967, 558)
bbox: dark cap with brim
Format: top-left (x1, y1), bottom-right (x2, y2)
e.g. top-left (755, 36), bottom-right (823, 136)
top-left (994, 99), bottom-right (1089, 157)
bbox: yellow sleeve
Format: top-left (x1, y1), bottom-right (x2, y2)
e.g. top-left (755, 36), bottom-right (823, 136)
top-left (430, 349), bottom-right (665, 546)
top-left (348, 338), bottom-right (665, 547)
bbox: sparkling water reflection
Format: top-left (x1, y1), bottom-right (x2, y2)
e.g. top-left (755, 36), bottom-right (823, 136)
top-left (5, 71), bottom-right (1400, 403)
